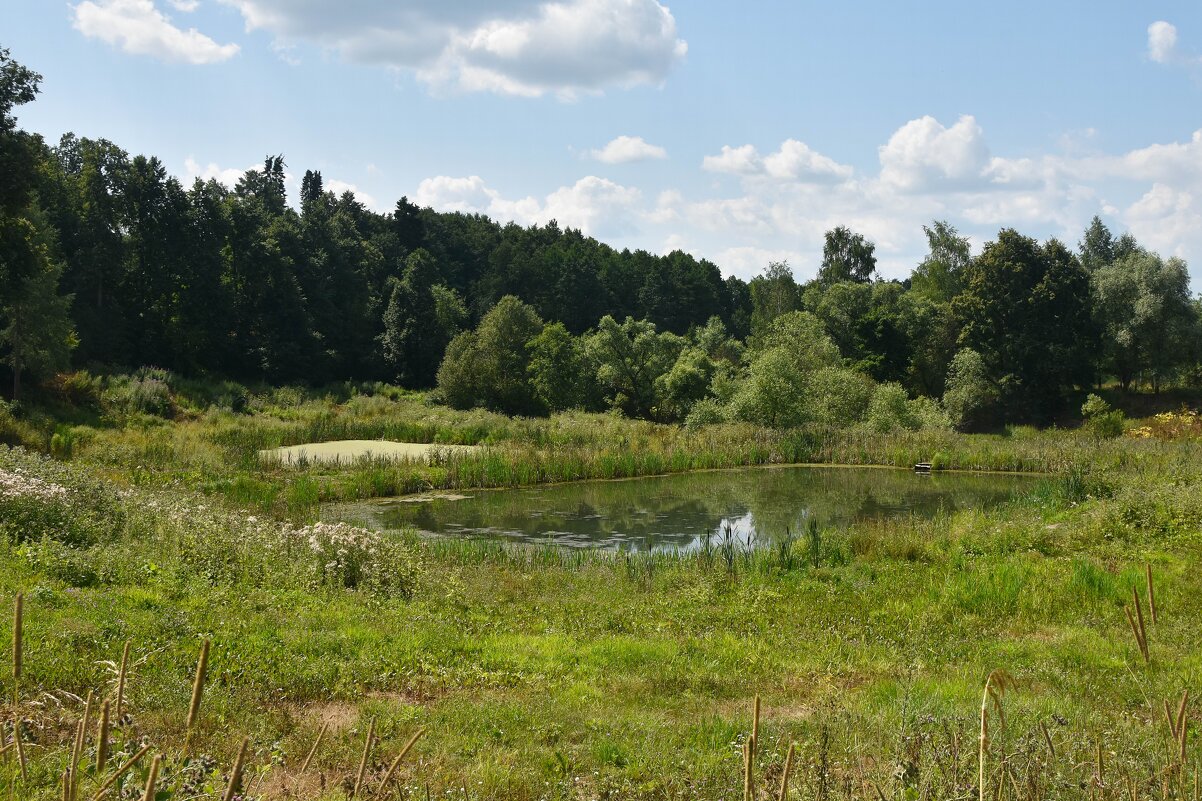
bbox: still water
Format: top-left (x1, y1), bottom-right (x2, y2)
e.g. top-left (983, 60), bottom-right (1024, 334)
top-left (329, 465), bottom-right (1037, 553)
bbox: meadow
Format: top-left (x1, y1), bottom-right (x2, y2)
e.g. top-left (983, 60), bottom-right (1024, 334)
top-left (2, 379), bottom-right (1202, 800)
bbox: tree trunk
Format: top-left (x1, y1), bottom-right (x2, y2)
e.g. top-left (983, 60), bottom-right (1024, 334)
top-left (12, 363), bottom-right (21, 402)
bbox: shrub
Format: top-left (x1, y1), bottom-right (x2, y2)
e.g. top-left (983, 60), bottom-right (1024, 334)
top-left (101, 369), bottom-right (175, 420)
top-left (0, 447), bottom-right (124, 546)
top-left (943, 348), bottom-right (998, 431)
top-left (1081, 394), bottom-right (1125, 439)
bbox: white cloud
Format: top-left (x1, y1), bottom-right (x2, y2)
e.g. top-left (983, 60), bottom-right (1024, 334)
top-left (1148, 21), bottom-right (1179, 64)
top-left (1124, 184), bottom-right (1202, 260)
top-left (702, 140), bottom-right (852, 183)
top-left (168, 0), bottom-right (199, 11)
top-left (327, 179), bottom-right (378, 210)
top-left (763, 139), bottom-right (853, 182)
top-left (184, 156), bottom-right (251, 187)
top-left (589, 135), bottom-right (667, 164)
top-left (414, 174), bottom-right (640, 237)
top-left (878, 115), bottom-right (991, 192)
top-left (702, 144), bottom-right (762, 175)
top-left (73, 0), bottom-right (239, 64)
top-left (713, 246), bottom-right (804, 281)
top-left (219, 0), bottom-right (686, 98)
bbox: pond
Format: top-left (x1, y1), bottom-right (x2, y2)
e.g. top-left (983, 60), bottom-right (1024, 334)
top-left (327, 465), bottom-right (1040, 552)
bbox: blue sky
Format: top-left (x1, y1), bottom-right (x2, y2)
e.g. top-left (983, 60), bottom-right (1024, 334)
top-left (7, 0), bottom-right (1202, 281)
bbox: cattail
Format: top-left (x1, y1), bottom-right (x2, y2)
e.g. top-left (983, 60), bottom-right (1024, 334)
top-left (115, 641), bottom-right (131, 720)
top-left (751, 694), bottom-right (761, 757)
top-left (777, 741), bottom-right (795, 801)
top-left (1040, 721), bottom-right (1055, 758)
top-left (13, 717), bottom-right (27, 784)
top-left (140, 755), bottom-right (161, 801)
top-left (375, 728), bottom-right (426, 797)
top-left (1125, 604), bottom-right (1149, 663)
top-left (69, 717), bottom-right (85, 801)
top-left (1180, 719), bottom-right (1189, 766)
top-left (1167, 699), bottom-right (1179, 740)
top-left (353, 717), bottom-right (375, 798)
top-left (95, 700), bottom-right (111, 772)
top-left (11, 594), bottom-right (22, 701)
top-left (1177, 690), bottom-right (1190, 746)
top-left (1132, 588), bottom-right (1149, 661)
top-left (220, 737), bottom-right (250, 801)
top-left (62, 769), bottom-right (71, 801)
top-left (979, 670), bottom-right (1013, 801)
top-left (743, 739), bottom-right (753, 801)
top-left (300, 722), bottom-right (328, 774)
top-left (89, 743), bottom-right (151, 801)
top-left (1146, 563), bottom-right (1157, 624)
top-left (185, 639), bottom-right (210, 749)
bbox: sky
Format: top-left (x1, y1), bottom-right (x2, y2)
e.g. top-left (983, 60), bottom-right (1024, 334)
top-left (6, 0), bottom-right (1202, 283)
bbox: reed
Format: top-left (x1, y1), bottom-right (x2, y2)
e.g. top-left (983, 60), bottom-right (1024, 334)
top-left (375, 728), bottom-right (426, 798)
top-left (979, 669), bottom-right (1014, 801)
top-left (115, 641), bottom-right (130, 720)
top-left (184, 638), bottom-right (210, 750)
top-left (12, 716), bottom-right (26, 784)
top-left (89, 743), bottom-right (151, 800)
top-left (69, 716), bottom-right (84, 801)
top-left (95, 700), bottom-right (110, 772)
top-left (220, 737), bottom-right (250, 801)
top-left (139, 754), bottom-right (161, 801)
top-left (299, 721), bottom-right (328, 774)
top-left (1125, 591), bottom-right (1150, 663)
top-left (1147, 563), bottom-right (1158, 624)
top-left (777, 741), bottom-right (795, 801)
top-left (11, 594), bottom-right (21, 708)
top-left (353, 717), bottom-right (375, 798)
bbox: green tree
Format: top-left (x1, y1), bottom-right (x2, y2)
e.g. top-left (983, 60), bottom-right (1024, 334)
top-left (748, 261), bottom-right (800, 333)
top-left (942, 348), bottom-right (998, 431)
top-left (1, 210), bottom-right (75, 399)
top-left (911, 220), bottom-right (970, 301)
top-left (584, 316), bottom-right (684, 420)
top-left (952, 230), bottom-right (1093, 421)
top-left (527, 322), bottom-right (594, 413)
top-left (1092, 250), bottom-right (1196, 391)
top-left (0, 48), bottom-right (42, 299)
top-left (436, 296), bottom-right (544, 415)
top-left (381, 248), bottom-right (456, 386)
top-left (817, 226), bottom-right (876, 284)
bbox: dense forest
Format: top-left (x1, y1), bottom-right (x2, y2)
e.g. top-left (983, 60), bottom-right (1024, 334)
top-left (1, 48), bottom-right (1198, 430)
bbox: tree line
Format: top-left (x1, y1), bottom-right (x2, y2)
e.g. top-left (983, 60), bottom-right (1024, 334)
top-left (1, 48), bottom-right (1198, 429)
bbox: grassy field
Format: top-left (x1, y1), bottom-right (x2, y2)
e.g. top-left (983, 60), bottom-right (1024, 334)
top-left (2, 383), bottom-right (1202, 799)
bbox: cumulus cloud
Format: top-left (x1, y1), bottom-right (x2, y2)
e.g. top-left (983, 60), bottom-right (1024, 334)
top-left (702, 140), bottom-right (852, 182)
top-left (589, 135), bottom-right (667, 164)
top-left (702, 144), bottom-right (762, 175)
top-left (168, 0), bottom-right (199, 11)
top-left (878, 115), bottom-right (991, 192)
top-left (327, 179), bottom-right (378, 210)
top-left (219, 0), bottom-right (686, 97)
top-left (184, 156), bottom-right (252, 187)
top-left (415, 174), bottom-right (640, 237)
top-left (1124, 184), bottom-right (1202, 260)
top-left (398, 116), bottom-right (1202, 283)
top-left (73, 0), bottom-right (239, 64)
top-left (1148, 21), bottom-right (1180, 64)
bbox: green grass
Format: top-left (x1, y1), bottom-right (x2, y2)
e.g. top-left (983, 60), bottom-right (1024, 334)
top-left (2, 384), bottom-right (1202, 799)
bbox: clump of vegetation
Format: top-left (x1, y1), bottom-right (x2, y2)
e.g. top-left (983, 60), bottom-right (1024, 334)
top-left (1081, 393), bottom-right (1126, 439)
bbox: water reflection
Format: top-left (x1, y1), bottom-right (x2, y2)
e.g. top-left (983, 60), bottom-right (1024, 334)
top-left (329, 466), bottom-right (1034, 552)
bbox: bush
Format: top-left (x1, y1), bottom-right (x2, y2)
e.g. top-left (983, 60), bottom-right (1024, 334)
top-left (943, 348), bottom-right (998, 431)
top-left (101, 368), bottom-right (175, 420)
top-left (0, 447), bottom-right (124, 546)
top-left (684, 397), bottom-right (727, 429)
top-left (1081, 394), bottom-right (1125, 439)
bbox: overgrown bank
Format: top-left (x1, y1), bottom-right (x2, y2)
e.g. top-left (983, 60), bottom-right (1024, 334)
top-left (4, 398), bottom-right (1202, 798)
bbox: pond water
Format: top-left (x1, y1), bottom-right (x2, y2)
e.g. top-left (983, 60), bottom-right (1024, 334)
top-left (328, 465), bottom-right (1039, 552)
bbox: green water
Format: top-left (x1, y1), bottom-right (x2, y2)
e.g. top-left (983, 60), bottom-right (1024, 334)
top-left (329, 465), bottom-right (1038, 552)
